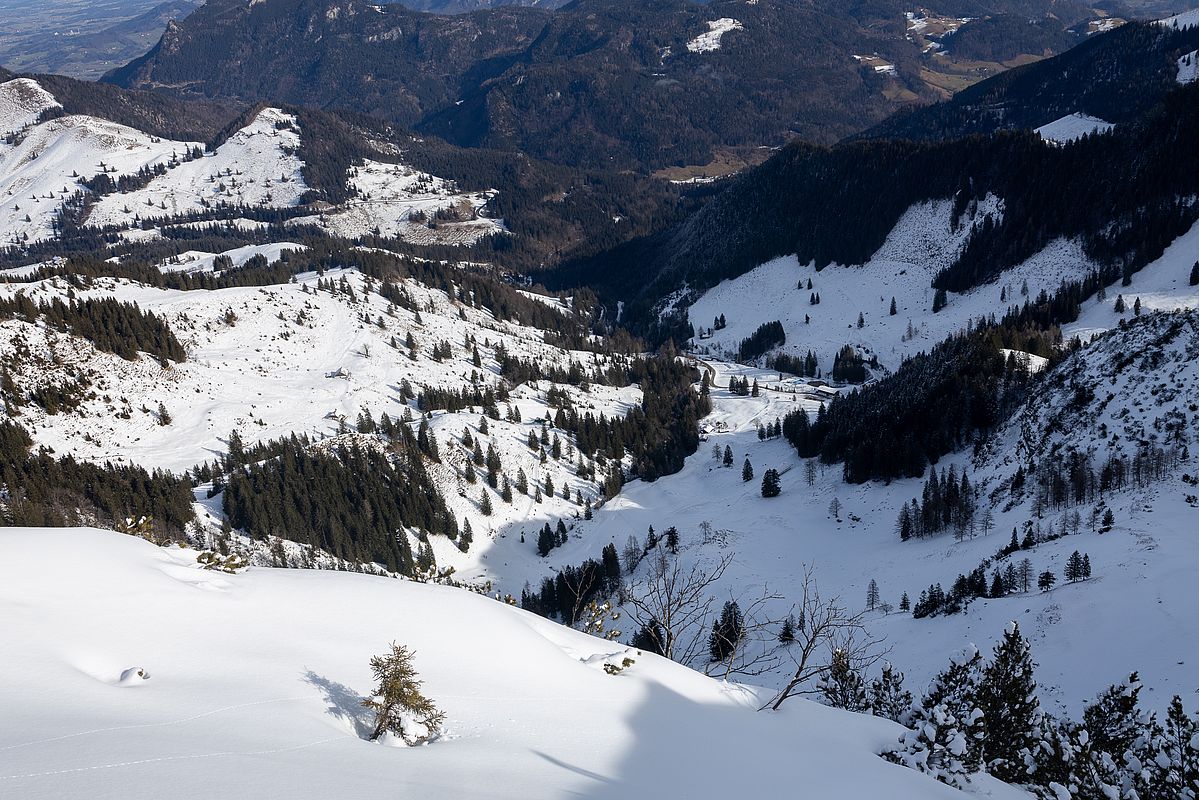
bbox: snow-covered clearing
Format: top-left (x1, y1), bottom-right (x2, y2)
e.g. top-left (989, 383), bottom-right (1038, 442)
top-left (545, 346), bottom-right (1199, 715)
top-left (687, 18), bottom-right (744, 53)
top-left (687, 195), bottom-right (1094, 375)
top-left (1035, 113), bottom-right (1114, 144)
top-left (287, 158), bottom-right (502, 244)
top-left (0, 526), bottom-right (1007, 800)
top-left (157, 242), bottom-right (307, 274)
top-left (1178, 49), bottom-right (1199, 84)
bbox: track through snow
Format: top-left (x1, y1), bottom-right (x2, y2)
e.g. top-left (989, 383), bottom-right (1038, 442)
top-left (0, 527), bottom-right (1009, 800)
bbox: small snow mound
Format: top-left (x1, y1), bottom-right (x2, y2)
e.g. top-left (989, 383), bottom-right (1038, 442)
top-left (118, 667), bottom-right (152, 685)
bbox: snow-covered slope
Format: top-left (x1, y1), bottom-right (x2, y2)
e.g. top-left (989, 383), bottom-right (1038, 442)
top-left (0, 78), bottom-right (60, 137)
top-left (687, 18), bottom-right (744, 53)
top-left (0, 268), bottom-right (638, 577)
top-left (0, 80), bottom-right (502, 250)
top-left (0, 526), bottom-right (999, 800)
top-left (86, 108), bottom-right (307, 229)
top-left (288, 158), bottom-right (503, 244)
top-left (687, 195), bottom-right (1094, 375)
top-left (0, 101), bottom-right (190, 245)
top-left (1035, 113), bottom-right (1114, 144)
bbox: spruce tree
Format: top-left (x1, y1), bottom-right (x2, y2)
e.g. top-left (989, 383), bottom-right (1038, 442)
top-left (708, 601), bottom-right (744, 662)
top-left (778, 615), bottom-right (796, 644)
top-left (820, 648), bottom-right (869, 712)
top-left (537, 524), bottom-right (554, 557)
top-left (722, 445), bottom-right (733, 467)
top-left (1191, 261), bottom-right (1199, 286)
top-left (979, 622), bottom-right (1041, 783)
top-left (362, 643), bottom-right (445, 745)
top-left (742, 458), bottom-right (754, 482)
top-left (869, 662), bottom-right (913, 723)
top-left (886, 646), bottom-right (985, 787)
top-left (761, 468), bottom-right (781, 497)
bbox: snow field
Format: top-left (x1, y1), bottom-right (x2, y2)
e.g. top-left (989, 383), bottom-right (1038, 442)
top-left (0, 526), bottom-right (1006, 800)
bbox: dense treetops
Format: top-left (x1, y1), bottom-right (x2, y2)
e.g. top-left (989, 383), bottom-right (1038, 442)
top-left (0, 292), bottom-right (185, 363)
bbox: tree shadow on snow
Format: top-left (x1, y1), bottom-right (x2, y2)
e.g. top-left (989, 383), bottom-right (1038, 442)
top-left (303, 670), bottom-right (373, 740)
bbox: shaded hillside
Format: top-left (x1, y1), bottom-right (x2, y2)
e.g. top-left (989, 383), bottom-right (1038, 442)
top-left (860, 20), bottom-right (1199, 141)
top-left (105, 0), bottom-right (936, 171)
top-left (552, 76), bottom-right (1199, 339)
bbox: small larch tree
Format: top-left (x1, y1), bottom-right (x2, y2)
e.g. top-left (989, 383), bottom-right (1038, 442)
top-left (362, 643), bottom-right (445, 745)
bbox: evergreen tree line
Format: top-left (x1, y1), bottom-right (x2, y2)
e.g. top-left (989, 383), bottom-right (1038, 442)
top-left (0, 292), bottom-right (185, 363)
top-left (1014, 443), bottom-right (1186, 513)
top-left (221, 429), bottom-right (458, 575)
top-left (738, 320), bottom-right (786, 362)
top-left (856, 622), bottom-right (1199, 797)
top-left (769, 349), bottom-right (820, 378)
top-left (0, 420), bottom-right (194, 537)
top-left (896, 465), bottom-right (977, 540)
top-left (519, 543), bottom-right (622, 625)
top-left (782, 325), bottom-right (1060, 483)
top-left (554, 351), bottom-right (710, 483)
top-left (831, 344), bottom-right (874, 384)
top-left (911, 523), bottom-right (1096, 619)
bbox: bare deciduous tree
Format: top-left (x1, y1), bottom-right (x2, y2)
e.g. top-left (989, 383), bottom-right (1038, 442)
top-left (625, 551), bottom-right (732, 665)
top-left (763, 567), bottom-right (886, 711)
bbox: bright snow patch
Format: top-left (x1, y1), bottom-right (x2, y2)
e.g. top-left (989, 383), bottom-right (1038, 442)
top-left (1157, 8), bottom-right (1199, 29)
top-left (1178, 50), bottom-right (1199, 84)
top-left (687, 18), bottom-right (744, 53)
top-left (0, 78), bottom-right (60, 137)
top-left (157, 242), bottom-right (308, 274)
top-left (1035, 113), bottom-right (1114, 144)
top-left (87, 108), bottom-right (307, 229)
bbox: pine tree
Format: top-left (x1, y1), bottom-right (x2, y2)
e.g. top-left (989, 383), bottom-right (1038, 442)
top-left (1082, 553), bottom-right (1091, 580)
top-left (708, 601), bottom-right (744, 662)
top-left (362, 643), bottom-right (445, 745)
top-left (820, 648), bottom-right (869, 712)
top-left (869, 662), bottom-right (913, 723)
top-left (1079, 673), bottom-right (1154, 797)
top-left (761, 468), bottom-right (781, 498)
top-left (1139, 695), bottom-right (1198, 798)
top-left (722, 445), bottom-right (733, 467)
top-left (778, 615), bottom-right (796, 644)
top-left (537, 524), bottom-right (554, 557)
top-left (632, 622), bottom-right (665, 655)
top-left (979, 622), bottom-right (1041, 783)
top-left (742, 458), bottom-right (754, 482)
top-left (479, 490), bottom-right (493, 516)
top-left (899, 591), bottom-right (910, 612)
top-left (866, 579), bottom-right (880, 610)
top-left (890, 297), bottom-right (897, 315)
top-left (1037, 570), bottom-right (1055, 592)
top-left (1191, 261), bottom-right (1199, 287)
top-left (1114, 294), bottom-right (1126, 313)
